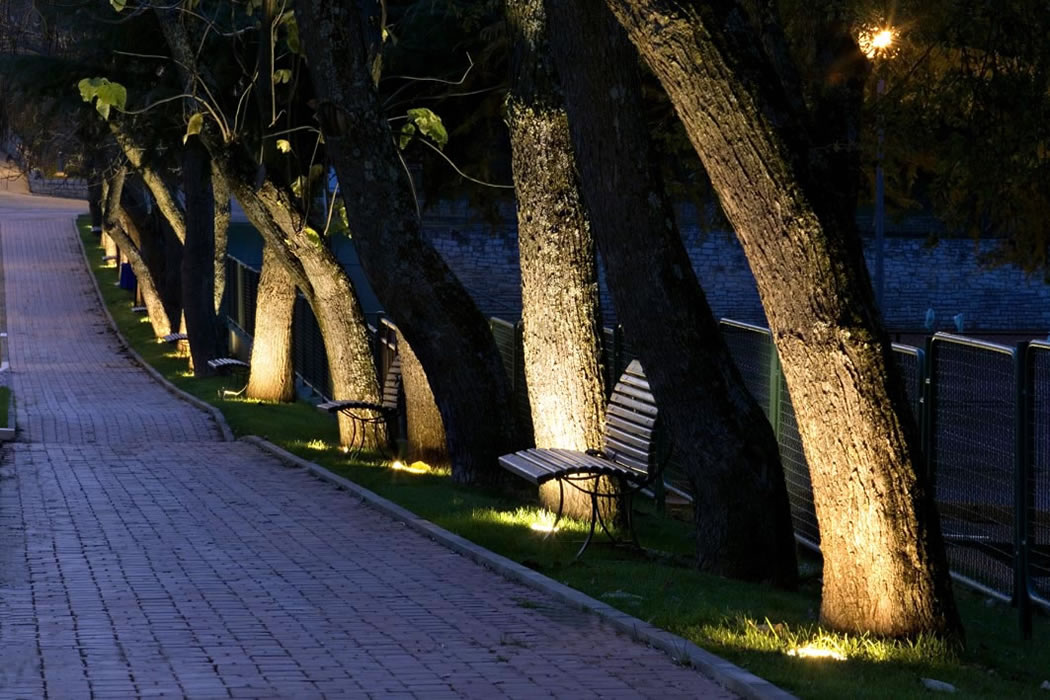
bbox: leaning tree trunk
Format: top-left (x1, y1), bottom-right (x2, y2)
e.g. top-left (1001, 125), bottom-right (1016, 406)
top-left (605, 0), bottom-right (960, 639)
top-left (296, 0), bottom-right (515, 484)
top-left (246, 242), bottom-right (296, 402)
top-left (152, 7), bottom-right (386, 450)
top-left (546, 0), bottom-right (797, 584)
top-left (181, 138), bottom-right (222, 376)
top-left (101, 167), bottom-right (173, 339)
top-left (505, 0), bottom-right (610, 521)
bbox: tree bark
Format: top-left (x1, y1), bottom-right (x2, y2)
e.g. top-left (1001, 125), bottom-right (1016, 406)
top-left (546, 0), bottom-right (796, 583)
top-left (152, 5), bottom-right (385, 448)
top-left (212, 161), bottom-right (231, 316)
top-left (181, 138), bottom-right (222, 376)
top-left (505, 0), bottom-right (606, 452)
top-left (605, 0), bottom-right (960, 639)
top-left (295, 0), bottom-right (515, 484)
top-left (396, 330), bottom-right (448, 466)
top-left (246, 242), bottom-right (296, 402)
top-left (101, 167), bottom-right (173, 339)
top-left (505, 0), bottom-right (613, 521)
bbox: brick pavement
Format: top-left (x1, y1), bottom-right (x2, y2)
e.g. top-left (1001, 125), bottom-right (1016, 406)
top-left (0, 190), bottom-right (737, 699)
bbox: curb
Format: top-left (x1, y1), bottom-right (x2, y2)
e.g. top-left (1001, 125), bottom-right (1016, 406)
top-left (72, 218), bottom-right (235, 442)
top-left (241, 435), bottom-right (797, 700)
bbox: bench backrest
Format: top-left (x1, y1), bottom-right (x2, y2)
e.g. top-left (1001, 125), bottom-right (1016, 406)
top-left (603, 360), bottom-right (658, 473)
top-left (382, 356), bottom-right (402, 411)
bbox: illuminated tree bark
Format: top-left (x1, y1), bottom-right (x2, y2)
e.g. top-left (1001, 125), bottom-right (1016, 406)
top-left (100, 167), bottom-right (172, 339)
top-left (295, 0), bottom-right (515, 483)
top-left (212, 162), bottom-right (230, 315)
top-left (605, 0), bottom-right (960, 638)
top-left (546, 0), bottom-right (796, 583)
top-left (505, 0), bottom-right (612, 521)
top-left (505, 0), bottom-right (606, 452)
top-left (153, 7), bottom-right (385, 447)
top-left (396, 330), bottom-right (448, 466)
top-left (246, 242), bottom-right (296, 402)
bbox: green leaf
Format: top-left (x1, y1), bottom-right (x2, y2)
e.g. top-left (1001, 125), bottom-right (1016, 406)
top-left (284, 15), bottom-right (302, 55)
top-left (96, 80), bottom-right (127, 112)
top-left (273, 68), bottom-right (293, 84)
top-left (110, 0), bottom-right (126, 11)
top-left (76, 77), bottom-right (126, 121)
top-left (183, 113), bottom-right (203, 144)
top-left (405, 107), bottom-right (447, 149)
top-left (276, 139), bottom-right (292, 154)
top-left (399, 122), bottom-right (416, 150)
top-left (303, 226), bottom-right (322, 247)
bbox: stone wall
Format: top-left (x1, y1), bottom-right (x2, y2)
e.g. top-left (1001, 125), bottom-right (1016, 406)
top-left (26, 174), bottom-right (88, 200)
top-left (423, 218), bottom-right (1050, 333)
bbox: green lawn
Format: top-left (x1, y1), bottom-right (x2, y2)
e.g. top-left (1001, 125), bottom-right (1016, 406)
top-left (79, 216), bottom-right (1050, 698)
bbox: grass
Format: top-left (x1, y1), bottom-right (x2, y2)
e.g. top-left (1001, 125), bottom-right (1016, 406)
top-left (78, 216), bottom-right (1050, 698)
top-left (0, 386), bottom-right (9, 426)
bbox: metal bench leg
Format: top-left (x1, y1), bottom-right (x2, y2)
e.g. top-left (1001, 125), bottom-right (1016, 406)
top-left (546, 480), bottom-right (566, 540)
top-left (573, 491), bottom-right (600, 561)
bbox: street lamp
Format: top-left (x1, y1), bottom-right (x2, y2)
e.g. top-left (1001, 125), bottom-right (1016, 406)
top-left (859, 26), bottom-right (899, 309)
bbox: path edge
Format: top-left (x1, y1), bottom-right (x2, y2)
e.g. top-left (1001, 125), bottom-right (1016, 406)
top-left (242, 434), bottom-right (797, 700)
top-left (73, 218), bottom-right (235, 442)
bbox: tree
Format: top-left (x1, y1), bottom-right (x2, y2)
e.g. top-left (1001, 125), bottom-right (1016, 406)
top-left (295, 0), bottom-right (516, 483)
top-left (148, 3), bottom-right (386, 445)
top-left (603, 0), bottom-right (960, 639)
top-left (545, 0), bottom-right (797, 583)
top-left (504, 0), bottom-right (606, 465)
top-left (246, 241), bottom-right (297, 402)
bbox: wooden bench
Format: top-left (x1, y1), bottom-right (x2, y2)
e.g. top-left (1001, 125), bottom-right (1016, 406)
top-left (207, 357), bottom-right (251, 397)
top-left (318, 356), bottom-right (402, 457)
top-left (498, 360), bottom-right (682, 559)
top-left (159, 332), bottom-right (188, 344)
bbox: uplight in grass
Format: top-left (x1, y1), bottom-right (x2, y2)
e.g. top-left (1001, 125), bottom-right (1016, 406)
top-left (787, 645), bottom-right (846, 661)
top-left (302, 439), bottom-right (329, 452)
top-left (391, 460), bottom-right (430, 475)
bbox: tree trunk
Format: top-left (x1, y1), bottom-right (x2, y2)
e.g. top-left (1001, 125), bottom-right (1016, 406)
top-left (546, 0), bottom-right (797, 583)
top-left (152, 7), bottom-right (386, 449)
top-left (505, 0), bottom-right (611, 521)
top-left (212, 161), bottom-right (231, 316)
top-left (295, 0), bottom-right (515, 484)
top-left (606, 0), bottom-right (960, 639)
top-left (181, 138), bottom-right (221, 376)
top-left (101, 167), bottom-right (173, 339)
top-left (396, 330), bottom-right (448, 466)
top-left (246, 242), bottom-right (296, 402)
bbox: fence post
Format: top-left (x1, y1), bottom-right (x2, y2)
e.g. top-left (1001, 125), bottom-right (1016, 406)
top-left (923, 336), bottom-right (937, 483)
top-left (1015, 342), bottom-right (1033, 640)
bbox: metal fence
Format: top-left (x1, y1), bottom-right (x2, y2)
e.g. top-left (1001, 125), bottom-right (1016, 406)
top-left (718, 323), bottom-right (1047, 635)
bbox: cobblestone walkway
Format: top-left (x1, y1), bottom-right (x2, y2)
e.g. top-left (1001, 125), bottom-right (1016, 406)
top-left (0, 191), bottom-right (736, 699)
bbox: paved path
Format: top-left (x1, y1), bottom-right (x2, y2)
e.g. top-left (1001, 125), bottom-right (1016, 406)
top-left (0, 188), bottom-right (736, 699)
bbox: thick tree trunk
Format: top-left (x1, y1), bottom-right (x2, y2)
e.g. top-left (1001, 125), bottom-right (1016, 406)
top-left (396, 330), bottom-right (448, 466)
top-left (606, 0), bottom-right (960, 639)
top-left (295, 0), bottom-right (515, 484)
top-left (546, 0), bottom-right (796, 583)
top-left (506, 0), bottom-right (611, 521)
top-left (246, 242), bottom-right (296, 402)
top-left (181, 138), bottom-right (221, 376)
top-left (506, 0), bottom-right (606, 452)
top-left (101, 168), bottom-right (173, 339)
top-left (212, 162), bottom-right (230, 316)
